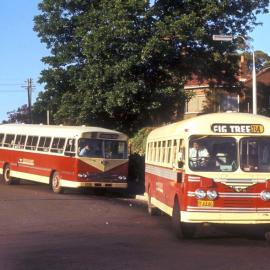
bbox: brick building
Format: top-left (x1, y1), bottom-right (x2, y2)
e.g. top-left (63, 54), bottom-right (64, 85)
top-left (184, 56), bottom-right (270, 118)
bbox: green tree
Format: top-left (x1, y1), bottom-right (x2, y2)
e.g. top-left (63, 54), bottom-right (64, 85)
top-left (5, 104), bottom-right (29, 123)
top-left (33, 0), bottom-right (269, 135)
top-left (243, 50), bottom-right (270, 71)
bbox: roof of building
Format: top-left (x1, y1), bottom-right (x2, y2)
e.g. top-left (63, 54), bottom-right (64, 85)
top-left (245, 66), bottom-right (270, 86)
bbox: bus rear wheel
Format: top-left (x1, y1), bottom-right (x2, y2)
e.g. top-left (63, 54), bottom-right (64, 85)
top-left (51, 171), bottom-right (63, 194)
top-left (3, 164), bottom-right (14, 185)
top-left (172, 198), bottom-right (196, 239)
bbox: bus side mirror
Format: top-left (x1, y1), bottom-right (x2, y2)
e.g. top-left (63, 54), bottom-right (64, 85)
top-left (178, 161), bottom-right (184, 168)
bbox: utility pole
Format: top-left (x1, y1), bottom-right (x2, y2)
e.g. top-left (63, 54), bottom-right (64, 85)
top-left (22, 78), bottom-right (34, 124)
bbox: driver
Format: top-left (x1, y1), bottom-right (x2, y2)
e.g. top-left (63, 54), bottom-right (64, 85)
top-left (189, 141), bottom-right (209, 167)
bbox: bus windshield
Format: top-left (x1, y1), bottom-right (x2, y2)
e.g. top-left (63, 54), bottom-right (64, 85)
top-left (240, 137), bottom-right (270, 172)
top-left (189, 136), bottom-right (237, 172)
top-left (78, 139), bottom-right (128, 159)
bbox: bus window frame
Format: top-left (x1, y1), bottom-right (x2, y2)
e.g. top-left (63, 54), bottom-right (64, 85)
top-left (50, 137), bottom-right (66, 154)
top-left (64, 138), bottom-right (76, 157)
top-left (240, 136), bottom-right (270, 173)
top-left (4, 134), bottom-right (16, 148)
top-left (188, 135), bottom-right (238, 172)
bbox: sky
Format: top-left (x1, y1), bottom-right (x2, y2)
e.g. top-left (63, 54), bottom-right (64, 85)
top-left (0, 1), bottom-right (269, 122)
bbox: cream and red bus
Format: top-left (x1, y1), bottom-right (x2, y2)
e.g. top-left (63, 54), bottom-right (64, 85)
top-left (0, 124), bottom-right (128, 193)
top-left (145, 113), bottom-right (270, 239)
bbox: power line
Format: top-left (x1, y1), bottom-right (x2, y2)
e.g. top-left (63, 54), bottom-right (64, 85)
top-left (0, 83), bottom-right (24, 85)
top-left (0, 90), bottom-right (27, 92)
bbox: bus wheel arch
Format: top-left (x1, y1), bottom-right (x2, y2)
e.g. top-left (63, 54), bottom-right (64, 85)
top-left (50, 170), bottom-right (63, 194)
top-left (172, 196), bottom-right (196, 239)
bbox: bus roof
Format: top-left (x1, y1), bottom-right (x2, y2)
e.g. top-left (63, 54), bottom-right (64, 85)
top-left (0, 124), bottom-right (128, 139)
top-left (147, 113), bottom-right (270, 140)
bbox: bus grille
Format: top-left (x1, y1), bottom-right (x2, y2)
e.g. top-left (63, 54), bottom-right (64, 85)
top-left (223, 198), bottom-right (254, 208)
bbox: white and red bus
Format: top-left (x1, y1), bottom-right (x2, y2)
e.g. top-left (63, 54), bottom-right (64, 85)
top-left (0, 124), bottom-right (128, 193)
top-left (145, 113), bottom-right (270, 239)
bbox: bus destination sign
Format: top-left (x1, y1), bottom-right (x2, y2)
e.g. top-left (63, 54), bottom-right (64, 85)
top-left (99, 133), bottom-right (119, 139)
top-left (211, 124), bottom-right (264, 134)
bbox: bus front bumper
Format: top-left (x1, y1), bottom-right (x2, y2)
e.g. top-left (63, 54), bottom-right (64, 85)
top-left (61, 179), bottom-right (127, 189)
top-left (181, 211), bottom-right (270, 224)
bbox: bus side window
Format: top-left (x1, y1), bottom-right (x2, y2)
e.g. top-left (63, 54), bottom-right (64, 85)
top-left (64, 139), bottom-right (75, 156)
top-left (147, 142), bottom-right (152, 162)
top-left (156, 141), bottom-right (160, 162)
top-left (153, 142), bottom-right (157, 162)
top-left (25, 136), bottom-right (38, 151)
top-left (0, 133), bottom-right (5, 147)
top-left (50, 138), bottom-right (66, 154)
top-left (38, 137), bottom-right (52, 152)
top-left (4, 134), bottom-right (15, 148)
top-left (162, 141), bottom-right (166, 163)
top-left (177, 139), bottom-right (185, 168)
top-left (14, 135), bottom-right (26, 149)
top-left (167, 140), bottom-right (172, 164)
top-left (171, 139), bottom-right (177, 165)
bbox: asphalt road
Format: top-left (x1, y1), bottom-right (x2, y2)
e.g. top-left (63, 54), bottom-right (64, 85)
top-left (0, 182), bottom-right (270, 270)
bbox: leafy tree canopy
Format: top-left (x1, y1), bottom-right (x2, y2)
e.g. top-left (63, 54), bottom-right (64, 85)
top-left (33, 0), bottom-right (269, 135)
top-left (243, 50), bottom-right (270, 71)
top-left (4, 104), bottom-right (29, 124)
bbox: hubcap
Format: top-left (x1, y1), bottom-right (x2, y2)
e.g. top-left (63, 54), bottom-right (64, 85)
top-left (5, 168), bottom-right (10, 182)
top-left (53, 174), bottom-right (59, 188)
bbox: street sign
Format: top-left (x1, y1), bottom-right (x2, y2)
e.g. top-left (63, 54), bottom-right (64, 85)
top-left (212, 35), bottom-right (233, 41)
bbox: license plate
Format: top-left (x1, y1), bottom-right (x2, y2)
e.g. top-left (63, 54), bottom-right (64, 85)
top-left (197, 200), bottom-right (214, 207)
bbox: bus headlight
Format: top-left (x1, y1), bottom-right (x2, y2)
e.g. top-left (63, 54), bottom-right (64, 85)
top-left (207, 189), bottom-right (218, 200)
top-left (260, 190), bottom-right (270, 201)
top-left (118, 176), bottom-right (127, 181)
top-left (78, 173), bottom-right (87, 179)
top-left (195, 189), bottom-right (206, 200)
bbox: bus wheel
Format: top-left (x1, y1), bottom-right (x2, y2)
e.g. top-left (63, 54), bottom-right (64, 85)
top-left (265, 231), bottom-right (270, 241)
top-left (51, 171), bottom-right (63, 194)
top-left (172, 198), bottom-right (196, 239)
top-left (3, 164), bottom-right (13, 185)
top-left (147, 193), bottom-right (160, 216)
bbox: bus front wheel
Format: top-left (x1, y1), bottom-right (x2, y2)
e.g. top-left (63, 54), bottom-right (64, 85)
top-left (51, 171), bottom-right (63, 194)
top-left (172, 198), bottom-right (196, 239)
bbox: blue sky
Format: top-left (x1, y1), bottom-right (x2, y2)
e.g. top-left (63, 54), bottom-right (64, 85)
top-left (0, 1), bottom-right (269, 122)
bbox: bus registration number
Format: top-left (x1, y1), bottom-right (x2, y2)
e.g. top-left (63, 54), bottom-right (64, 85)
top-left (197, 200), bottom-right (214, 207)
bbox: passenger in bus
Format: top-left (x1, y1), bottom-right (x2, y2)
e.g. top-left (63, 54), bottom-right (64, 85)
top-left (79, 144), bottom-right (94, 157)
top-left (189, 141), bottom-right (209, 167)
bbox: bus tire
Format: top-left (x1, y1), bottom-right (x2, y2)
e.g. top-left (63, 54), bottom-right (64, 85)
top-left (51, 171), bottom-right (63, 194)
top-left (265, 231), bottom-right (270, 241)
top-left (3, 164), bottom-right (13, 185)
top-left (147, 193), bottom-right (160, 216)
top-left (172, 198), bottom-right (196, 239)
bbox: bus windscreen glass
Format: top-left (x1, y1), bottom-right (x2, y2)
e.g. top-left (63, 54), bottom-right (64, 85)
top-left (189, 136), bottom-right (237, 172)
top-left (78, 139), bottom-right (127, 159)
top-left (240, 137), bottom-right (270, 172)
